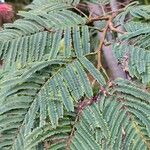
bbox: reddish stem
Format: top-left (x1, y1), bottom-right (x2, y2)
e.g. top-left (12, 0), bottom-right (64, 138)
top-left (88, 3), bottom-right (127, 80)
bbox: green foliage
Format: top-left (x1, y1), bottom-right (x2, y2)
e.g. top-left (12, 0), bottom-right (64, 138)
top-left (0, 0), bottom-right (150, 150)
top-left (113, 44), bottom-right (150, 84)
top-left (83, 0), bottom-right (109, 5)
top-left (71, 79), bottom-right (150, 149)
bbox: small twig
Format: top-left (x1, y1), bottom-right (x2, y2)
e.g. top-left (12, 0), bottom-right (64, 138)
top-left (88, 8), bottom-right (124, 23)
top-left (73, 7), bottom-right (89, 19)
top-left (66, 112), bottom-right (80, 150)
top-left (88, 15), bottom-right (110, 23)
top-left (88, 14), bottom-right (126, 34)
top-left (108, 17), bottom-right (127, 34)
top-left (117, 2), bottom-right (126, 7)
top-left (88, 2), bottom-right (127, 80)
top-left (96, 15), bottom-right (125, 71)
top-left (45, 28), bottom-right (55, 33)
top-left (88, 26), bottom-right (104, 32)
top-left (97, 21), bottom-right (109, 70)
top-left (77, 3), bottom-right (88, 8)
top-left (99, 4), bottom-right (106, 15)
top-left (44, 141), bottom-right (50, 150)
top-left (92, 19), bottom-right (109, 86)
top-left (90, 13), bottom-right (126, 85)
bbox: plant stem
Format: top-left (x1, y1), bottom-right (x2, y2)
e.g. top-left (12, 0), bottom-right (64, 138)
top-left (88, 2), bottom-right (127, 80)
top-left (97, 21), bottom-right (109, 70)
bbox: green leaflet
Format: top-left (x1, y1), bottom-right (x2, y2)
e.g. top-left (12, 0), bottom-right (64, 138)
top-left (84, 0), bottom-right (109, 5)
top-left (1, 25), bottom-right (91, 69)
top-left (24, 118), bottom-right (73, 150)
top-left (70, 79), bottom-right (150, 149)
top-left (130, 5), bottom-right (150, 20)
top-left (79, 56), bottom-right (106, 86)
top-left (0, 0), bottom-right (150, 149)
top-left (113, 44), bottom-right (150, 84)
top-left (0, 56), bottom-right (105, 149)
top-left (73, 61), bottom-right (93, 98)
top-left (27, 0), bottom-right (80, 10)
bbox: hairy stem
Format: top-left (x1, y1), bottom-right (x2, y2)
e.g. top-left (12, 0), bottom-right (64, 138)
top-left (88, 2), bottom-right (126, 80)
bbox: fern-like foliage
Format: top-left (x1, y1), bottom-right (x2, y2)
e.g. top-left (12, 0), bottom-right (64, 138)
top-left (70, 79), bottom-right (150, 149)
top-left (24, 79), bottom-right (150, 149)
top-left (0, 0), bottom-right (150, 150)
top-left (113, 4), bottom-right (150, 85)
top-left (84, 0), bottom-right (109, 5)
top-left (113, 44), bottom-right (150, 84)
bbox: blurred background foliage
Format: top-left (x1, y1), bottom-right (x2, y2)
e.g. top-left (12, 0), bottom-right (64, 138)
top-left (5, 0), bottom-right (32, 10)
top-left (6, 0), bottom-right (32, 4)
top-left (3, 0), bottom-right (150, 11)
top-left (2, 0), bottom-right (150, 26)
top-left (4, 0), bottom-right (150, 6)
